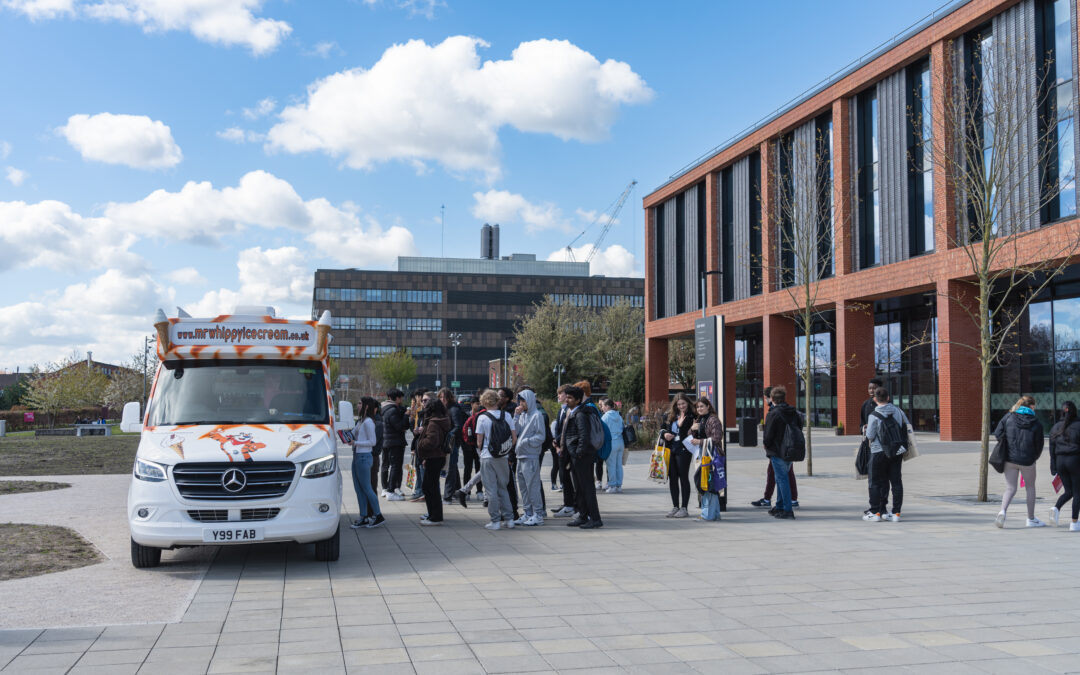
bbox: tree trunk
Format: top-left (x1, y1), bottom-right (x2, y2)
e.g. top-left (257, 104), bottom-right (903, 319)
top-left (804, 306), bottom-right (814, 476)
top-left (979, 357), bottom-right (991, 502)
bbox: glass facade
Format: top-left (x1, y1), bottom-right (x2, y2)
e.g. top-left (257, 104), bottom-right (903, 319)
top-left (857, 90), bottom-right (881, 267)
top-left (794, 325), bottom-right (836, 428)
top-left (548, 293), bottom-right (644, 308)
top-left (734, 326), bottom-right (764, 424)
top-left (396, 256), bottom-right (589, 277)
top-left (315, 288), bottom-right (443, 304)
top-left (908, 59), bottom-right (934, 255)
top-left (874, 296), bottom-right (939, 431)
top-left (817, 114), bottom-right (835, 279)
top-left (1040, 0), bottom-right (1077, 222)
top-left (993, 275), bottom-right (1080, 430)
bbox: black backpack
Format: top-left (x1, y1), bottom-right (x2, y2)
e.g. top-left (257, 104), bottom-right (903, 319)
top-left (871, 410), bottom-right (907, 458)
top-left (482, 411), bottom-right (514, 458)
top-left (781, 412), bottom-right (806, 462)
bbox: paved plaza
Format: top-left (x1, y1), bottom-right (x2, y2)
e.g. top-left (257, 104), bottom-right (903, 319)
top-left (2, 432), bottom-right (1079, 674)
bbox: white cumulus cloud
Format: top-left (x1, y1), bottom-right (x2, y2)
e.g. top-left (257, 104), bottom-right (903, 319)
top-left (2, 0), bottom-right (74, 20)
top-left (185, 246), bottom-right (312, 318)
top-left (217, 126), bottom-right (264, 143)
top-left (267, 36), bottom-right (652, 180)
top-left (242, 96), bottom-right (275, 120)
top-left (547, 243), bottom-right (639, 278)
top-left (60, 112), bottom-right (182, 169)
top-left (0, 140), bottom-right (11, 159)
top-left (166, 266), bottom-right (206, 285)
top-left (5, 167), bottom-right (26, 186)
top-left (471, 190), bottom-right (572, 233)
top-left (0, 199), bottom-right (142, 273)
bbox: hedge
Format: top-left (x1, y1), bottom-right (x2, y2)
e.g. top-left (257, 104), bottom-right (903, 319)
top-left (0, 407), bottom-right (111, 433)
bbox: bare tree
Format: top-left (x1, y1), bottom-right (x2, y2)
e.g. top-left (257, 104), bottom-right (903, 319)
top-left (668, 338), bottom-right (696, 391)
top-left (919, 36), bottom-right (1080, 501)
top-left (766, 122), bottom-right (857, 476)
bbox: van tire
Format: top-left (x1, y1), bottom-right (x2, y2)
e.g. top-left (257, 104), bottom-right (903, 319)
top-left (131, 538), bottom-right (162, 568)
top-left (314, 526), bottom-right (340, 562)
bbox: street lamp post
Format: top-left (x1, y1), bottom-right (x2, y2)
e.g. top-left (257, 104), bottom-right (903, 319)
top-left (435, 359), bottom-right (440, 388)
top-left (448, 332), bottom-right (462, 394)
top-left (553, 363), bottom-right (565, 389)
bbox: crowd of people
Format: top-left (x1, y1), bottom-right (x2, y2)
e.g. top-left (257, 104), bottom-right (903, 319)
top-left (345, 375), bottom-right (1080, 533)
top-left (346, 380), bottom-right (628, 530)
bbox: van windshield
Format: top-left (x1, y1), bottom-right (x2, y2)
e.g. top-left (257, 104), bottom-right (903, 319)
top-left (147, 360), bottom-right (329, 426)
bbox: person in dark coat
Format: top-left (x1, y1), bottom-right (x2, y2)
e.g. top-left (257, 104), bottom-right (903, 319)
top-left (1048, 400), bottom-right (1080, 531)
top-left (562, 385), bottom-right (602, 529)
top-left (440, 388), bottom-right (466, 503)
top-left (380, 389), bottom-right (408, 499)
top-left (762, 386), bottom-right (799, 520)
top-left (993, 395), bottom-right (1047, 528)
top-left (416, 398), bottom-right (450, 524)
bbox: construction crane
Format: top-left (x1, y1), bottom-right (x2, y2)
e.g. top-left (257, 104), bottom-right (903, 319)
top-left (564, 179), bottom-right (637, 264)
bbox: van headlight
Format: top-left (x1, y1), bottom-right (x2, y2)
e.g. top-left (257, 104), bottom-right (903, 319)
top-left (134, 457), bottom-right (167, 482)
top-left (301, 454), bottom-right (337, 478)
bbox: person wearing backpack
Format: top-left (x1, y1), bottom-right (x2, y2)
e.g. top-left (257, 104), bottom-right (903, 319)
top-left (762, 386), bottom-right (799, 520)
top-left (993, 395), bottom-right (1047, 528)
top-left (863, 386), bottom-right (909, 523)
top-left (1048, 401), bottom-right (1080, 531)
top-left (562, 385), bottom-right (603, 529)
top-left (752, 386), bottom-right (800, 510)
top-left (476, 389), bottom-right (517, 530)
top-left (599, 397), bottom-right (625, 493)
top-left (460, 392), bottom-right (485, 503)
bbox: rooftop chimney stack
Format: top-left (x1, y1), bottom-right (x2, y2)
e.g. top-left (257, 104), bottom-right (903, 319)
top-left (480, 223), bottom-right (500, 260)
top-left (87, 351), bottom-right (92, 371)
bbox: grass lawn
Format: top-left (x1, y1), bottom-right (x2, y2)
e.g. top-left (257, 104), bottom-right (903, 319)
top-left (0, 480), bottom-right (71, 495)
top-left (0, 523), bottom-right (102, 581)
top-left (0, 435), bottom-right (139, 476)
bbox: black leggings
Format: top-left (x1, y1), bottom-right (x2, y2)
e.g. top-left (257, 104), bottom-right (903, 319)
top-left (1055, 454), bottom-right (1080, 521)
top-left (595, 456), bottom-right (604, 483)
top-left (542, 446), bottom-right (559, 484)
top-left (669, 448), bottom-right (692, 509)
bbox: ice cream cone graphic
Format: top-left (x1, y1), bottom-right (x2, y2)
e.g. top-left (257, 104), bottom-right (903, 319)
top-left (287, 432), bottom-right (312, 457)
top-left (161, 433), bottom-right (188, 459)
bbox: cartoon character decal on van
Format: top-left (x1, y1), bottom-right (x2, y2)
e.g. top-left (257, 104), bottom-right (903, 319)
top-left (205, 429), bottom-right (266, 462)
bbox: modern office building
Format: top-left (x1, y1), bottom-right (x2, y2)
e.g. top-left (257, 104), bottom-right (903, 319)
top-left (644, 0), bottom-right (1080, 440)
top-left (313, 241), bottom-right (644, 394)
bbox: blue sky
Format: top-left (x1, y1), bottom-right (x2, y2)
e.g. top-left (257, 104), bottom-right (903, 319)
top-left (0, 0), bottom-right (946, 370)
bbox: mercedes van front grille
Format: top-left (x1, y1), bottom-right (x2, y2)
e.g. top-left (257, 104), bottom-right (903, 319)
top-left (173, 462), bottom-right (296, 500)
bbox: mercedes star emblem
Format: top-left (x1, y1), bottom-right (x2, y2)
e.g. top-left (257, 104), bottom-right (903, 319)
top-left (222, 468), bottom-right (247, 493)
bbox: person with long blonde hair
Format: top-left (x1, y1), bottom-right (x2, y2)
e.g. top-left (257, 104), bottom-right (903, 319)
top-left (993, 395), bottom-right (1047, 528)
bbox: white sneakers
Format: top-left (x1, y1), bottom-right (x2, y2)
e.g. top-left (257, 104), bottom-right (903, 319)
top-left (1026, 517), bottom-right (1048, 528)
top-left (665, 507), bottom-right (679, 518)
top-left (995, 511), bottom-right (1006, 528)
top-left (484, 521), bottom-right (501, 531)
top-left (604, 486), bottom-right (623, 494)
top-left (863, 512), bottom-right (882, 522)
top-left (503, 519), bottom-right (515, 529)
top-left (551, 506), bottom-right (576, 518)
top-left (387, 493), bottom-right (405, 502)
top-left (883, 513), bottom-right (901, 522)
top-left (1071, 522), bottom-right (1080, 532)
top-left (672, 508), bottom-right (688, 518)
top-left (1050, 506), bottom-right (1060, 526)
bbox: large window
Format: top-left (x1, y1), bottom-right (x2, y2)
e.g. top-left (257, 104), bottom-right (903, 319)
top-left (1040, 0), bottom-right (1077, 223)
top-left (908, 59), bottom-right (934, 255)
top-left (777, 132), bottom-right (796, 288)
top-left (720, 167), bottom-right (735, 302)
top-left (794, 329), bottom-right (835, 427)
top-left (315, 288), bottom-right (443, 304)
top-left (749, 152), bottom-right (763, 295)
top-left (734, 326), bottom-right (764, 423)
top-left (548, 294), bottom-right (644, 308)
top-left (874, 296), bottom-right (939, 431)
top-left (816, 113), bottom-right (835, 279)
top-left (857, 90), bottom-right (881, 267)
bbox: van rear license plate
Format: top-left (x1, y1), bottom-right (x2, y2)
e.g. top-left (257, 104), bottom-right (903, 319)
top-left (203, 527), bottom-right (263, 543)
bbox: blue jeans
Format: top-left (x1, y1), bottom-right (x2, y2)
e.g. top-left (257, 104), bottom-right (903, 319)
top-left (770, 456), bottom-right (793, 512)
top-left (352, 453), bottom-right (381, 519)
top-left (605, 444), bottom-right (624, 487)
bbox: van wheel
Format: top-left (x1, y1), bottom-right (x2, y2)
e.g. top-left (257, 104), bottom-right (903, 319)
top-left (314, 526), bottom-right (340, 562)
top-left (131, 538), bottom-right (162, 568)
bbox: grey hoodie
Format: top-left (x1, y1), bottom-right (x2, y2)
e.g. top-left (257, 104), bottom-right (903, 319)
top-left (513, 390), bottom-right (545, 459)
top-left (865, 402), bottom-right (910, 454)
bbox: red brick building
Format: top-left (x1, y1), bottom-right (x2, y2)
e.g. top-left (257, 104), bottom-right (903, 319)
top-left (644, 0), bottom-right (1080, 440)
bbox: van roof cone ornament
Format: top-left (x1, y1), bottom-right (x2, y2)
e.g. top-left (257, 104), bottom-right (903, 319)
top-left (154, 308), bottom-right (171, 355)
top-left (316, 310), bottom-right (332, 360)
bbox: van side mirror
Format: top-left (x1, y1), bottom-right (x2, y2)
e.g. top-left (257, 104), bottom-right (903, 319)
top-left (339, 401), bottom-right (355, 430)
top-left (120, 402), bottom-right (143, 433)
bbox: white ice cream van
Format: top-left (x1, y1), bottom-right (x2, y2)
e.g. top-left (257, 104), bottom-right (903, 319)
top-left (121, 306), bottom-right (353, 568)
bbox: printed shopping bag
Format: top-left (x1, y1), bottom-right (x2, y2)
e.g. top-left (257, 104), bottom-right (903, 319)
top-left (405, 462), bottom-right (417, 491)
top-left (649, 434), bottom-right (669, 483)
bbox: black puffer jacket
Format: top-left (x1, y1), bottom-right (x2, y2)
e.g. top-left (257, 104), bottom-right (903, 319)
top-left (381, 400), bottom-right (408, 448)
top-left (563, 403), bottom-right (600, 458)
top-left (993, 411), bottom-right (1045, 466)
top-left (446, 402), bottom-right (466, 449)
top-left (1049, 419), bottom-right (1080, 457)
top-left (763, 403), bottom-right (801, 459)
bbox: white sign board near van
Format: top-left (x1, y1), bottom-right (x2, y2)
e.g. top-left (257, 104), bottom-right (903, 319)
top-left (170, 323), bottom-right (315, 347)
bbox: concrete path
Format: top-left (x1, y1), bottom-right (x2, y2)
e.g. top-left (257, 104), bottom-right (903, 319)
top-left (2, 431), bottom-right (1079, 674)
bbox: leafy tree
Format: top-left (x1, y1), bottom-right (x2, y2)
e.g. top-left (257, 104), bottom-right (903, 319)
top-left (25, 356), bottom-right (108, 427)
top-left (668, 339), bottom-right (696, 390)
top-left (511, 298), bottom-right (598, 397)
top-left (371, 349), bottom-right (417, 389)
top-left (590, 301), bottom-right (645, 377)
top-left (0, 376), bottom-right (28, 410)
top-left (103, 366), bottom-right (148, 411)
top-left (608, 362), bottom-right (645, 407)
